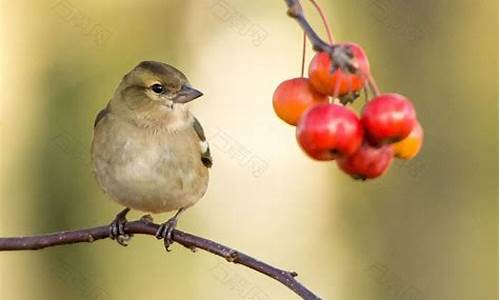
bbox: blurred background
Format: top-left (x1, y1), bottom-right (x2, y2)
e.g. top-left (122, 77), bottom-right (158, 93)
top-left (0, 0), bottom-right (497, 299)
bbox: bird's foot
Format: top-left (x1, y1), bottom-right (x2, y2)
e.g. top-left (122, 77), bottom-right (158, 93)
top-left (109, 208), bottom-right (132, 247)
top-left (155, 208), bottom-right (186, 251)
top-left (155, 217), bottom-right (178, 252)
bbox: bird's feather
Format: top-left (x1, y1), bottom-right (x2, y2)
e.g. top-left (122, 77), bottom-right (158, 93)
top-left (193, 117), bottom-right (213, 168)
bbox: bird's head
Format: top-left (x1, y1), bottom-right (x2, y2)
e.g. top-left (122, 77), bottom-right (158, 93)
top-left (111, 61), bottom-right (203, 114)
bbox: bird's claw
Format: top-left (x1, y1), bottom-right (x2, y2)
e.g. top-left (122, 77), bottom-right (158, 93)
top-left (109, 208), bottom-right (132, 247)
top-left (155, 217), bottom-right (178, 252)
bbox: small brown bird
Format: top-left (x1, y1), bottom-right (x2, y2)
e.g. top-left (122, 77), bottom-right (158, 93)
top-left (91, 61), bottom-right (212, 250)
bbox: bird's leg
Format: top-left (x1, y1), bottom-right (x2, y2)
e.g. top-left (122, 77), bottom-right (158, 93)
top-left (155, 208), bottom-right (186, 251)
top-left (109, 207), bottom-right (132, 246)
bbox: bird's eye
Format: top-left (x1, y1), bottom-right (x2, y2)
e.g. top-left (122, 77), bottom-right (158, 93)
top-left (150, 83), bottom-right (164, 94)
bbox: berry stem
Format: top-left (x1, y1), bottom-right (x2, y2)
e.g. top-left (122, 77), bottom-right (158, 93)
top-left (308, 0), bottom-right (335, 45)
top-left (358, 70), bottom-right (382, 98)
top-left (301, 31), bottom-right (307, 77)
top-left (366, 72), bottom-right (381, 96)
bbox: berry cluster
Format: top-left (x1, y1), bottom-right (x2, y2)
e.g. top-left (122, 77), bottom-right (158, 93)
top-left (273, 42), bottom-right (423, 180)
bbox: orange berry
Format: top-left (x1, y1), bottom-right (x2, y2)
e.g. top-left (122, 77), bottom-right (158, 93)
top-left (273, 78), bottom-right (329, 126)
top-left (392, 121), bottom-right (424, 160)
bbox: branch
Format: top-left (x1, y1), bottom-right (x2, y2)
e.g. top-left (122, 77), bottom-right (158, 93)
top-left (0, 220), bottom-right (322, 300)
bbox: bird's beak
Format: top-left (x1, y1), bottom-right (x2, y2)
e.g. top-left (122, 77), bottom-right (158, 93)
top-left (173, 86), bottom-right (203, 103)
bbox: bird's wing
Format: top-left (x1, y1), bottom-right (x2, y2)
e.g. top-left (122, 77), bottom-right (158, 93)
top-left (193, 117), bottom-right (213, 168)
top-left (94, 104), bottom-right (110, 128)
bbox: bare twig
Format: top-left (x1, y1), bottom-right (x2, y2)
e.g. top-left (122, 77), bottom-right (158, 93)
top-left (0, 220), bottom-right (321, 300)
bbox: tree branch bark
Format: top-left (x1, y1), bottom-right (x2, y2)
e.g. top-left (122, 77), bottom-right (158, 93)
top-left (0, 220), bottom-right (322, 300)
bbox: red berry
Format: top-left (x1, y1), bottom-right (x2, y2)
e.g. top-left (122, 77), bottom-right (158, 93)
top-left (361, 93), bottom-right (417, 145)
top-left (296, 103), bottom-right (364, 161)
top-left (337, 142), bottom-right (394, 180)
top-left (308, 43), bottom-right (370, 96)
top-left (273, 78), bottom-right (329, 126)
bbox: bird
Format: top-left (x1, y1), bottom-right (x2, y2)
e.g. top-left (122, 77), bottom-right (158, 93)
top-left (91, 61), bottom-right (212, 250)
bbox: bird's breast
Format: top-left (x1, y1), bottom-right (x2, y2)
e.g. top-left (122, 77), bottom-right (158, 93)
top-left (92, 115), bottom-right (209, 213)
